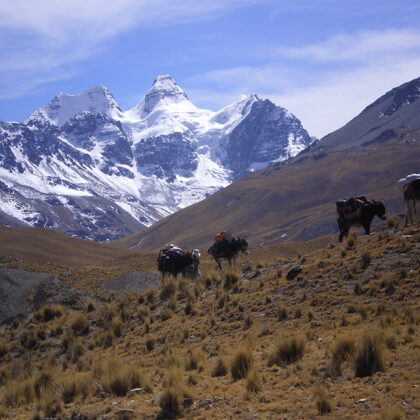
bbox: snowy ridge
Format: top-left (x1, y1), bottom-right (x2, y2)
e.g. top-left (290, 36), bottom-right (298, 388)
top-left (0, 76), bottom-right (314, 240)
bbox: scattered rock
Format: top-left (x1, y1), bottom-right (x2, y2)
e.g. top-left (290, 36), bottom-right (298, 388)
top-left (192, 397), bottom-right (226, 410)
top-left (286, 265), bottom-right (303, 280)
top-left (129, 387), bottom-right (146, 394)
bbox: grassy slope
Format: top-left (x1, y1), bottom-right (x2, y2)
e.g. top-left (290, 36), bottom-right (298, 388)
top-left (0, 222), bottom-right (419, 419)
top-left (115, 134), bottom-right (420, 251)
top-left (0, 226), bottom-right (132, 266)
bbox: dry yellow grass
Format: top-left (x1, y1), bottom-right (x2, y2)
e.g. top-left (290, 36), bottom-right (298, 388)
top-left (0, 225), bottom-right (419, 419)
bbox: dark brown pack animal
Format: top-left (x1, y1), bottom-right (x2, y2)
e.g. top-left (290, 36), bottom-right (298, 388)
top-left (337, 199), bottom-right (386, 242)
top-left (208, 237), bottom-right (248, 271)
top-left (404, 179), bottom-right (420, 226)
top-left (157, 247), bottom-right (195, 280)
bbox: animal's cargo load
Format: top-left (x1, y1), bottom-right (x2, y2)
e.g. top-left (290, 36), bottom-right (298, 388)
top-left (214, 231), bottom-right (233, 242)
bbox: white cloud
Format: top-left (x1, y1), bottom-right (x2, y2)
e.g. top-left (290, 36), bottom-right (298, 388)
top-left (0, 0), bottom-right (269, 99)
top-left (188, 29), bottom-right (420, 138)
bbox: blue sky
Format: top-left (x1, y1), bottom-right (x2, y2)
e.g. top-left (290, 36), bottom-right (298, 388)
top-left (0, 0), bottom-right (420, 137)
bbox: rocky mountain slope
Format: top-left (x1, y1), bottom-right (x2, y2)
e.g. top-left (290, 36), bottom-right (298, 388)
top-left (0, 76), bottom-right (313, 241)
top-left (117, 76), bottom-right (420, 250)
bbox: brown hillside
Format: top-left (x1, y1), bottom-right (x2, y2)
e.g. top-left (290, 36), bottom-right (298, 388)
top-left (115, 131), bottom-right (420, 251)
top-left (0, 224), bottom-right (419, 419)
top-left (0, 226), bottom-right (131, 265)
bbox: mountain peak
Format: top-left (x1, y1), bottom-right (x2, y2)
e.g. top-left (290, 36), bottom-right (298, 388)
top-left (141, 75), bottom-right (189, 114)
top-left (27, 85), bottom-right (121, 127)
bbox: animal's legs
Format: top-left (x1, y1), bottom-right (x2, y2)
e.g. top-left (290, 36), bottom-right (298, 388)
top-left (216, 258), bottom-right (223, 272)
top-left (363, 224), bottom-right (371, 235)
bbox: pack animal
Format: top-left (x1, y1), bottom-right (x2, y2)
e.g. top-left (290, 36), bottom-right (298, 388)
top-left (157, 246), bottom-right (195, 281)
top-left (208, 236), bottom-right (249, 271)
top-left (336, 199), bottom-right (386, 242)
top-left (403, 179), bottom-right (420, 226)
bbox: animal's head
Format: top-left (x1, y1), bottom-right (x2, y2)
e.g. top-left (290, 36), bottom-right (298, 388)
top-left (192, 249), bottom-right (201, 262)
top-left (372, 200), bottom-right (386, 219)
top-left (238, 237), bottom-right (249, 254)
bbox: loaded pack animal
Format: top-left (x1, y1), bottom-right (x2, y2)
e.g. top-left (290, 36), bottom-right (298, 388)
top-left (157, 245), bottom-right (200, 280)
top-left (336, 196), bottom-right (386, 242)
top-left (208, 234), bottom-right (249, 271)
top-left (403, 179), bottom-right (420, 226)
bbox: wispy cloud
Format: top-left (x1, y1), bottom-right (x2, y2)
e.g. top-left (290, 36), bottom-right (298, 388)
top-left (188, 29), bottom-right (420, 137)
top-left (0, 0), bottom-right (269, 99)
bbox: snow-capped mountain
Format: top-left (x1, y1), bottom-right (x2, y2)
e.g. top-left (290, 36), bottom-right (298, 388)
top-left (0, 75), bottom-right (314, 240)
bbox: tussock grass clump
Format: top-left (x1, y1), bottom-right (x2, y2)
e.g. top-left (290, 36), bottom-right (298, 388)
top-left (267, 336), bottom-right (305, 366)
top-left (2, 378), bottom-right (35, 407)
top-left (71, 313), bottom-right (90, 335)
top-left (62, 333), bottom-right (84, 362)
top-left (91, 329), bottom-right (114, 349)
top-left (37, 389), bottom-right (62, 418)
top-left (160, 277), bottom-right (177, 301)
top-left (93, 358), bottom-right (150, 396)
top-left (224, 270), bottom-right (240, 290)
top-left (0, 341), bottom-right (9, 359)
top-left (346, 232), bottom-right (357, 248)
top-left (61, 374), bottom-right (91, 403)
top-left (313, 385), bottom-right (332, 414)
top-left (160, 307), bottom-right (173, 321)
top-left (99, 304), bottom-right (116, 326)
top-left (361, 252), bottom-right (371, 269)
top-left (355, 334), bottom-right (385, 377)
top-left (212, 358), bottom-right (228, 377)
top-left (185, 349), bottom-right (204, 371)
top-left (243, 315), bottom-right (253, 329)
top-left (276, 306), bottom-right (288, 321)
top-left (386, 216), bottom-right (398, 229)
top-left (86, 301), bottom-right (95, 312)
top-left (34, 304), bottom-right (63, 322)
top-left (329, 336), bottom-right (356, 377)
top-left (159, 386), bottom-right (183, 419)
top-left (230, 346), bottom-right (254, 380)
top-left (20, 329), bottom-right (38, 350)
top-left (33, 370), bottom-right (55, 399)
top-left (184, 301), bottom-right (193, 315)
top-left (146, 337), bottom-right (155, 352)
top-left (384, 334), bottom-right (397, 350)
top-left (354, 283), bottom-right (364, 295)
top-left (163, 367), bottom-right (183, 388)
top-left (111, 316), bottom-right (124, 337)
top-left (246, 369), bottom-right (262, 393)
